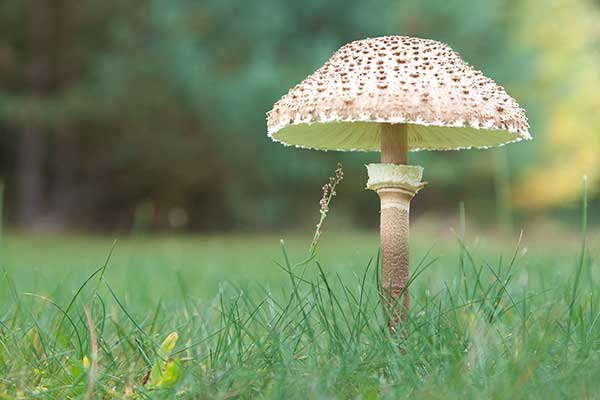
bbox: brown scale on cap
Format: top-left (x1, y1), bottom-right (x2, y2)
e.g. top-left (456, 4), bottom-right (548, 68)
top-left (267, 35), bottom-right (531, 152)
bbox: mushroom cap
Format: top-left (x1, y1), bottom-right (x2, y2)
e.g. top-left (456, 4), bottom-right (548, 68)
top-left (267, 36), bottom-right (531, 152)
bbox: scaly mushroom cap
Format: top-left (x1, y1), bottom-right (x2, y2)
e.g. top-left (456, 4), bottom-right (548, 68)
top-left (267, 36), bottom-right (531, 151)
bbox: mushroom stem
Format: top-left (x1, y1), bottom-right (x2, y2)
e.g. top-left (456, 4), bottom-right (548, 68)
top-left (378, 187), bottom-right (412, 332)
top-left (381, 123), bottom-right (408, 164)
top-left (379, 123), bottom-right (410, 333)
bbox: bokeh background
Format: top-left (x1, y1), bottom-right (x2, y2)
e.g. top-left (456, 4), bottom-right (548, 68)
top-left (0, 0), bottom-right (598, 233)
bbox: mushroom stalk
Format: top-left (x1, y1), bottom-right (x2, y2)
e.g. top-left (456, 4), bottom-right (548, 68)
top-left (378, 123), bottom-right (413, 332)
top-left (378, 187), bottom-right (412, 331)
top-left (381, 123), bottom-right (408, 164)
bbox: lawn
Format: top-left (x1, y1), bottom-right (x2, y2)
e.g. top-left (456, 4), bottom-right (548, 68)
top-left (0, 220), bottom-right (599, 398)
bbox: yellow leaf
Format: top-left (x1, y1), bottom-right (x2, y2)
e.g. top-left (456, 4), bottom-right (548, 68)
top-left (158, 332), bottom-right (179, 360)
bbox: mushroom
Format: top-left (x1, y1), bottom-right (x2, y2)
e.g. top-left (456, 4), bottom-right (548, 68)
top-left (266, 36), bottom-right (531, 333)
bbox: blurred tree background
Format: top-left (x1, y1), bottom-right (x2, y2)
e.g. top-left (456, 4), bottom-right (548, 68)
top-left (0, 0), bottom-right (598, 232)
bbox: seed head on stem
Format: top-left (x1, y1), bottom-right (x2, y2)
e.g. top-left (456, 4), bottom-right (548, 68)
top-left (309, 162), bottom-right (343, 255)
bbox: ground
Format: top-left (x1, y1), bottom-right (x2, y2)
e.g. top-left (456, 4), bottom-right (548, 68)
top-left (0, 223), bottom-right (598, 399)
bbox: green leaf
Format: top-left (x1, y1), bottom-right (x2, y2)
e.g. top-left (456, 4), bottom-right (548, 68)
top-left (156, 360), bottom-right (181, 389)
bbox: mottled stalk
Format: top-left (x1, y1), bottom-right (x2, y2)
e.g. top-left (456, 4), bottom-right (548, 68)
top-left (377, 187), bottom-right (413, 332)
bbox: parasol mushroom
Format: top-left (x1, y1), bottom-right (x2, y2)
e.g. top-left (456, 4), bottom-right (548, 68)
top-left (266, 35), bottom-right (530, 333)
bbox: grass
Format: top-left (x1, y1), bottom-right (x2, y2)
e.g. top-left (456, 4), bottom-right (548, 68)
top-left (0, 207), bottom-right (599, 397)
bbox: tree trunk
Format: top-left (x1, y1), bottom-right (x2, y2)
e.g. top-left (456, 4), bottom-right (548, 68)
top-left (50, 0), bottom-right (80, 229)
top-left (16, 125), bottom-right (45, 227)
top-left (16, 0), bottom-right (53, 228)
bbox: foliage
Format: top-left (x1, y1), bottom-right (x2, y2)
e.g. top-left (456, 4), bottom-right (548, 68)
top-left (512, 0), bottom-right (600, 209)
top-left (0, 0), bottom-right (597, 230)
